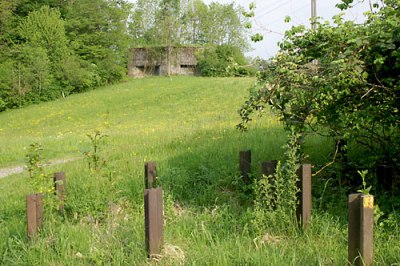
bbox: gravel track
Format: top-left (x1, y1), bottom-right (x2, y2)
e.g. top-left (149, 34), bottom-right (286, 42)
top-left (0, 158), bottom-right (79, 179)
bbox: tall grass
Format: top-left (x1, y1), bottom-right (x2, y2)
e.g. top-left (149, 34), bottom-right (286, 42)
top-left (0, 76), bottom-right (398, 265)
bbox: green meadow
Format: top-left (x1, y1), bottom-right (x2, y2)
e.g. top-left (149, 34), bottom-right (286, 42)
top-left (0, 77), bottom-right (398, 265)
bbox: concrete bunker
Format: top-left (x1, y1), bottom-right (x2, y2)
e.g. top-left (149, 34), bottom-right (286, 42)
top-left (128, 46), bottom-right (202, 77)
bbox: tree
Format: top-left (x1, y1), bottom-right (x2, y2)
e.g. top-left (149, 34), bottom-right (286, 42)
top-left (129, 0), bottom-right (161, 46)
top-left (0, 0), bottom-right (17, 44)
top-left (65, 0), bottom-right (132, 84)
top-left (129, 0), bottom-right (249, 51)
top-left (239, 0), bottom-right (400, 174)
top-left (17, 5), bottom-right (96, 97)
top-left (204, 2), bottom-right (249, 51)
top-left (0, 0), bottom-right (133, 110)
top-left (179, 0), bottom-right (208, 44)
top-left (18, 5), bottom-right (69, 63)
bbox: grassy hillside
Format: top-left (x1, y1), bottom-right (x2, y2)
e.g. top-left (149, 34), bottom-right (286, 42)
top-left (0, 77), bottom-right (279, 168)
top-left (0, 77), bottom-right (398, 265)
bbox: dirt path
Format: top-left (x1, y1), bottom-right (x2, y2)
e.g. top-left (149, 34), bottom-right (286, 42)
top-left (0, 158), bottom-right (80, 179)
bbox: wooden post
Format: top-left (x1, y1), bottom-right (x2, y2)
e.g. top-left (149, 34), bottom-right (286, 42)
top-left (348, 193), bottom-right (374, 266)
top-left (261, 160), bottom-right (277, 177)
top-left (297, 164), bottom-right (312, 228)
top-left (239, 150), bottom-right (251, 184)
top-left (144, 188), bottom-right (164, 258)
top-left (26, 193), bottom-right (43, 239)
top-left (261, 160), bottom-right (278, 207)
top-left (145, 162), bottom-right (157, 189)
top-left (348, 193), bottom-right (361, 265)
top-left (54, 172), bottom-right (66, 212)
top-left (360, 194), bottom-right (374, 266)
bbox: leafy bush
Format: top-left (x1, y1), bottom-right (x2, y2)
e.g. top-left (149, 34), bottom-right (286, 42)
top-left (239, 0), bottom-right (400, 186)
top-left (197, 44), bottom-right (248, 77)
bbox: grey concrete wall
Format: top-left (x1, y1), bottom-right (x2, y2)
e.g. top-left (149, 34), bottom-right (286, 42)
top-left (128, 47), bottom-right (201, 77)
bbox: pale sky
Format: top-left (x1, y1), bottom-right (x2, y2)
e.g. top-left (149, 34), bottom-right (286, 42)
top-left (203, 0), bottom-right (373, 58)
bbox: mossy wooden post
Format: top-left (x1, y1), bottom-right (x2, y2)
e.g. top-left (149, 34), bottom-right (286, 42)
top-left (296, 164), bottom-right (312, 228)
top-left (239, 150), bottom-right (251, 184)
top-left (26, 193), bottom-right (43, 239)
top-left (144, 188), bottom-right (164, 258)
top-left (348, 193), bottom-right (374, 266)
top-left (54, 172), bottom-right (66, 212)
top-left (145, 162), bottom-right (157, 189)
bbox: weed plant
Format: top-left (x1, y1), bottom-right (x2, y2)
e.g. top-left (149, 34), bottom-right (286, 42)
top-left (252, 128), bottom-right (301, 236)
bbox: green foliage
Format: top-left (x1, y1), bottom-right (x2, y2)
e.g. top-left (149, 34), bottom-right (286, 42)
top-left (64, 0), bottom-right (131, 84)
top-left (18, 6), bottom-right (68, 63)
top-left (25, 143), bottom-right (57, 211)
top-left (243, 3), bottom-right (263, 43)
top-left (0, 0), bottom-right (131, 111)
top-left (130, 0), bottom-right (250, 51)
top-left (0, 5), bottom-right (102, 109)
top-left (357, 170), bottom-right (372, 195)
top-left (84, 130), bottom-right (108, 172)
top-left (26, 143), bottom-right (45, 183)
top-left (0, 0), bottom-right (17, 43)
top-left (252, 128), bottom-right (301, 234)
top-left (239, 0), bottom-right (400, 180)
top-left (197, 44), bottom-right (248, 77)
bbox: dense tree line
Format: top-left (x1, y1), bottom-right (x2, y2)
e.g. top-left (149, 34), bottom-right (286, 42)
top-left (0, 0), bottom-right (249, 111)
top-left (130, 0), bottom-right (248, 50)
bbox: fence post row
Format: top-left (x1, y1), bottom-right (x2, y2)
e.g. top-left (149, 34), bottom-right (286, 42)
top-left (54, 172), bottom-right (66, 212)
top-left (348, 193), bottom-right (374, 266)
top-left (144, 161), bottom-right (164, 258)
top-left (26, 193), bottom-right (43, 239)
top-left (239, 150), bottom-right (251, 184)
top-left (145, 161), bottom-right (157, 189)
top-left (297, 164), bottom-right (312, 228)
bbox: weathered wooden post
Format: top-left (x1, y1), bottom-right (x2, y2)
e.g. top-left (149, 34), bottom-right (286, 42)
top-left (239, 150), bottom-right (251, 184)
top-left (26, 193), bottom-right (43, 239)
top-left (144, 162), bottom-right (163, 258)
top-left (297, 164), bottom-right (312, 228)
top-left (54, 172), bottom-right (66, 212)
top-left (348, 193), bottom-right (374, 266)
top-left (144, 188), bottom-right (164, 258)
top-left (145, 162), bottom-right (157, 189)
top-left (261, 160), bottom-right (277, 177)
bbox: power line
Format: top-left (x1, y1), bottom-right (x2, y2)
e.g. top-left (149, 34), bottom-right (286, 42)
top-left (255, 0), bottom-right (293, 19)
top-left (261, 3), bottom-right (309, 27)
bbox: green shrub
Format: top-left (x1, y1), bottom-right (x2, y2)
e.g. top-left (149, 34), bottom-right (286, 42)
top-left (197, 44), bottom-right (248, 77)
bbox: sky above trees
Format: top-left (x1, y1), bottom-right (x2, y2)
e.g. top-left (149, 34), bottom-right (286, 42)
top-left (202, 0), bottom-right (372, 58)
